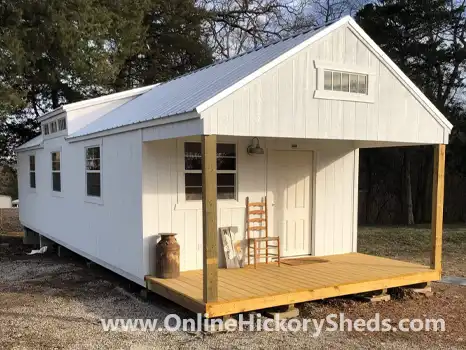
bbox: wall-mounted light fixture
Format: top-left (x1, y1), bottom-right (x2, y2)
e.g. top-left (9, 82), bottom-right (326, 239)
top-left (247, 137), bottom-right (264, 155)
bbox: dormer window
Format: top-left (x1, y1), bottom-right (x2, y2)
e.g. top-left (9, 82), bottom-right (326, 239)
top-left (58, 118), bottom-right (67, 131)
top-left (50, 121), bottom-right (57, 133)
top-left (314, 60), bottom-right (376, 103)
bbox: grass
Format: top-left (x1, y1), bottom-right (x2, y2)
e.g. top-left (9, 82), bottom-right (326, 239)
top-left (358, 225), bottom-right (466, 277)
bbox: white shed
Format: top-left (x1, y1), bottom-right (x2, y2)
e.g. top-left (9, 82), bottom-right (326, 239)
top-left (17, 16), bottom-right (451, 317)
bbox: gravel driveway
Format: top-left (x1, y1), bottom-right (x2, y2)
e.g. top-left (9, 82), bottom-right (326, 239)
top-left (0, 235), bottom-right (465, 350)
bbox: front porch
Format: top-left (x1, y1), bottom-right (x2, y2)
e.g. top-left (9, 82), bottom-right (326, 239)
top-left (145, 252), bottom-right (440, 318)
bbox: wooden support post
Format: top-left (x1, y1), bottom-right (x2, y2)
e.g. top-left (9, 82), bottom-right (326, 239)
top-left (202, 135), bottom-right (218, 303)
top-left (431, 144), bottom-right (445, 272)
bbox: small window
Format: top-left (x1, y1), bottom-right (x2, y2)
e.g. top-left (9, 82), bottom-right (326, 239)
top-left (29, 155), bottom-right (36, 188)
top-left (324, 70), bottom-right (368, 95)
top-left (43, 124), bottom-right (49, 135)
top-left (86, 146), bottom-right (101, 197)
top-left (184, 142), bottom-right (237, 201)
top-left (51, 152), bottom-right (61, 192)
top-left (50, 121), bottom-right (57, 133)
top-left (58, 118), bottom-right (67, 131)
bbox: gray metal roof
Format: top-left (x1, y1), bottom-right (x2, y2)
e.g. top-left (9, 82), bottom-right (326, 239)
top-left (16, 135), bottom-right (43, 151)
top-left (70, 23), bottom-right (331, 138)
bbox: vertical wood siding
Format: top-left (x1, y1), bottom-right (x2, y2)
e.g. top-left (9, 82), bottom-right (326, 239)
top-left (202, 25), bottom-right (446, 144)
top-left (142, 137), bottom-right (357, 273)
top-left (18, 131), bottom-right (144, 284)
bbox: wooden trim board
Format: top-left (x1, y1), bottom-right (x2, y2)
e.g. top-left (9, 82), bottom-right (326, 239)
top-left (431, 144), bottom-right (445, 271)
top-left (205, 270), bottom-right (440, 317)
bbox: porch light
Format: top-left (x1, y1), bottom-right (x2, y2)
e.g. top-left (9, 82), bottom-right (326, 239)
top-left (247, 137), bottom-right (264, 155)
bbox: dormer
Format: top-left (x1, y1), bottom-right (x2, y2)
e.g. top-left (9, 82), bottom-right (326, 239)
top-left (41, 114), bottom-right (68, 139)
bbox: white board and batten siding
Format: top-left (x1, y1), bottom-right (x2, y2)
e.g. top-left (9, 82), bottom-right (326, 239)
top-left (18, 130), bottom-right (145, 285)
top-left (201, 23), bottom-right (448, 145)
top-left (142, 137), bottom-right (358, 274)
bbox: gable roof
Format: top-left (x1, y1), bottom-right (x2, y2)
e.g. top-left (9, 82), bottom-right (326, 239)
top-left (68, 16), bottom-right (452, 140)
top-left (69, 20), bottom-right (342, 139)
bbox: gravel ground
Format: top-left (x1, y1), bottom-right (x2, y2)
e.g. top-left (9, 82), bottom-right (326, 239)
top-left (1, 232), bottom-right (465, 350)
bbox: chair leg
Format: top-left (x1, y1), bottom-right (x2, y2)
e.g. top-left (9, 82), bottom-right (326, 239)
top-left (277, 239), bottom-right (281, 267)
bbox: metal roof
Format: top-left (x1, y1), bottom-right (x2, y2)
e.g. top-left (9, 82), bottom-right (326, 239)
top-left (70, 23), bottom-right (333, 138)
top-left (16, 134), bottom-right (43, 151)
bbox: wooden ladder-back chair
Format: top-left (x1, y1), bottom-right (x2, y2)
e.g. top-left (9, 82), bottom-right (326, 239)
top-left (246, 196), bottom-right (280, 268)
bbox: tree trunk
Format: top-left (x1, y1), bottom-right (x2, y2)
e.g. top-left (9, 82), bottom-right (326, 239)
top-left (404, 149), bottom-right (415, 225)
top-left (51, 89), bottom-right (59, 109)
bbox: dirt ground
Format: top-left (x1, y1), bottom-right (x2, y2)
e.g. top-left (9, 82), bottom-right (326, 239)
top-left (0, 227), bottom-right (465, 350)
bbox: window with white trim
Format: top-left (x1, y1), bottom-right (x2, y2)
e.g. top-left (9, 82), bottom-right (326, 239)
top-left (29, 155), bottom-right (36, 188)
top-left (314, 60), bottom-right (376, 103)
top-left (85, 146), bottom-right (101, 197)
top-left (184, 142), bottom-right (236, 201)
top-left (43, 124), bottom-right (50, 135)
top-left (58, 117), bottom-right (67, 131)
top-left (324, 70), bottom-right (368, 94)
top-left (51, 152), bottom-right (61, 192)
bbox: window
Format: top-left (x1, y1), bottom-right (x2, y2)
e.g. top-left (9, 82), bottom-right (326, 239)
top-left (58, 118), bottom-right (67, 131)
top-left (29, 155), bottom-right (36, 188)
top-left (43, 124), bottom-right (49, 135)
top-left (51, 152), bottom-right (61, 192)
top-left (324, 70), bottom-right (368, 94)
top-left (86, 146), bottom-right (101, 197)
top-left (184, 142), bottom-right (236, 201)
top-left (314, 60), bottom-right (375, 103)
top-left (50, 121), bottom-right (57, 133)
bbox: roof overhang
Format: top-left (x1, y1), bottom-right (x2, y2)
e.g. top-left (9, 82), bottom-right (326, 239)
top-left (67, 110), bottom-right (200, 143)
top-left (38, 84), bottom-right (158, 123)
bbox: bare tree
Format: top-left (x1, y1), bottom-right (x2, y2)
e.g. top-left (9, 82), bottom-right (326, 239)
top-left (313, 0), bottom-right (368, 24)
top-left (199, 0), bottom-right (316, 58)
top-left (198, 0), bottom-right (369, 58)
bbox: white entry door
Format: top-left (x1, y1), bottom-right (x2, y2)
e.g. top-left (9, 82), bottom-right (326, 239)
top-left (268, 150), bottom-right (313, 257)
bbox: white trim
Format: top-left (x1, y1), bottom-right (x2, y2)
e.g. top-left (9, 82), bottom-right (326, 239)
top-left (50, 149), bottom-right (63, 196)
top-left (314, 90), bottom-right (375, 103)
top-left (314, 60), bottom-right (377, 75)
top-left (346, 19), bottom-right (453, 134)
top-left (310, 151), bottom-right (317, 256)
top-left (177, 139), bottom-right (239, 205)
top-left (195, 17), bottom-right (352, 114)
top-left (68, 111), bottom-right (200, 143)
top-left (352, 149), bottom-right (359, 252)
top-left (84, 143), bottom-right (103, 205)
top-left (38, 84), bottom-right (158, 122)
top-left (16, 144), bottom-right (43, 152)
top-left (314, 60), bottom-right (376, 103)
top-left (29, 153), bottom-right (37, 192)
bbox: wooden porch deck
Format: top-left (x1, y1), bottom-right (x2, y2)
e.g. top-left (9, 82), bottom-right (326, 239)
top-left (145, 253), bottom-right (440, 318)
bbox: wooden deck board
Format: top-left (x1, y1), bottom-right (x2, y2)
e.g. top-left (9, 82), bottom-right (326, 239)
top-left (145, 253), bottom-right (440, 318)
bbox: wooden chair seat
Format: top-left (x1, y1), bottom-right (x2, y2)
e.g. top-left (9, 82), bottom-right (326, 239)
top-left (252, 236), bottom-right (279, 242)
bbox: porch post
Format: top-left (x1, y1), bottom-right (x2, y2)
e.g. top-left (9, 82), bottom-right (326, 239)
top-left (202, 135), bottom-right (218, 303)
top-left (431, 144), bottom-right (445, 272)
